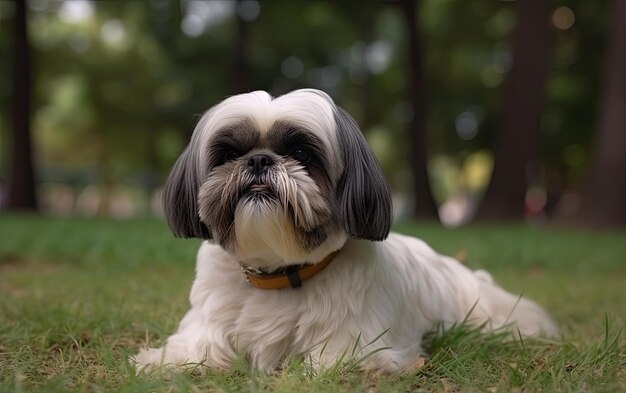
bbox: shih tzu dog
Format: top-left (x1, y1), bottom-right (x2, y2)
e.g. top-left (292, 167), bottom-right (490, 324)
top-left (133, 88), bottom-right (557, 373)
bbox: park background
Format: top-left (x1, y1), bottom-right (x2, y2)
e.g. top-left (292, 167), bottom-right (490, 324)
top-left (2, 0), bottom-right (624, 227)
top-left (0, 0), bottom-right (625, 392)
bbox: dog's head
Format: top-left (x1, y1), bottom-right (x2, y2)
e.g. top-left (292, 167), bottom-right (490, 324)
top-left (163, 89), bottom-right (392, 269)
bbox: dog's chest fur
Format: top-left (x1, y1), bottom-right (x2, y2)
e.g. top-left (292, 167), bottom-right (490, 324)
top-left (189, 241), bottom-right (370, 370)
top-left (186, 235), bottom-right (462, 371)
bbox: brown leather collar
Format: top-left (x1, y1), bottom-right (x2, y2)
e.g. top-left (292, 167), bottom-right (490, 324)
top-left (241, 250), bottom-right (339, 290)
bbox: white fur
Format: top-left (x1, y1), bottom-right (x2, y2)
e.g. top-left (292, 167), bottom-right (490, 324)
top-left (134, 233), bottom-right (557, 372)
top-left (192, 89), bottom-right (342, 181)
top-left (135, 88), bottom-right (557, 373)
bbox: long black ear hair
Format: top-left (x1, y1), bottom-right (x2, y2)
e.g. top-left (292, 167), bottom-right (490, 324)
top-left (162, 146), bottom-right (212, 239)
top-left (334, 107), bottom-right (393, 241)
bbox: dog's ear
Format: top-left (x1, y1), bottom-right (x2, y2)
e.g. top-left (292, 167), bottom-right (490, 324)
top-left (334, 107), bottom-right (392, 241)
top-left (162, 146), bottom-right (212, 239)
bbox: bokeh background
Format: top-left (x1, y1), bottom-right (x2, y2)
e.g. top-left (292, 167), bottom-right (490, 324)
top-left (1, 0), bottom-right (624, 229)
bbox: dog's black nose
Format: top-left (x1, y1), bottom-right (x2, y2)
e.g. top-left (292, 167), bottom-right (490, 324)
top-left (247, 154), bottom-right (274, 175)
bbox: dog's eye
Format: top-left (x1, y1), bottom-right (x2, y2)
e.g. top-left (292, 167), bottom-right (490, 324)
top-left (291, 148), bottom-right (311, 163)
top-left (224, 150), bottom-right (239, 162)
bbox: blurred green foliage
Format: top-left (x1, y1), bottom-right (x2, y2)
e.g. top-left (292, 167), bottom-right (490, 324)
top-left (0, 0), bottom-right (609, 216)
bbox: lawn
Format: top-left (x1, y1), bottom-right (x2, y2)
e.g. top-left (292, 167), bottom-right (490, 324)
top-left (1, 214), bottom-right (625, 392)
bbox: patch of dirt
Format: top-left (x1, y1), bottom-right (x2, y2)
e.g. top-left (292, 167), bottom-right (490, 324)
top-left (0, 253), bottom-right (29, 270)
top-left (0, 254), bottom-right (66, 274)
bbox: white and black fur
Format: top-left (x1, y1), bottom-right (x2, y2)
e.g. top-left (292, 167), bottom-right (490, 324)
top-left (134, 89), bottom-right (557, 372)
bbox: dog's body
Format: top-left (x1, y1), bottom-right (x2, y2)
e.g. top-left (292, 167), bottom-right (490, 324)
top-left (134, 89), bottom-right (557, 372)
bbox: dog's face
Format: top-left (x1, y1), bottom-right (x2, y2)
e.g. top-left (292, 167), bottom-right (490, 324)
top-left (163, 89), bottom-right (392, 269)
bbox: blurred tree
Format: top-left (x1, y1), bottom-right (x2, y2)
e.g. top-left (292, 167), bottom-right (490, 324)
top-left (8, 0), bottom-right (613, 219)
top-left (233, 0), bottom-right (251, 93)
top-left (30, 1), bottom-right (195, 213)
top-left (400, 0), bottom-right (439, 220)
top-left (540, 1), bottom-right (607, 208)
top-left (147, 0), bottom-right (238, 134)
top-left (7, 0), bottom-right (37, 211)
top-left (475, 0), bottom-right (550, 220)
top-left (332, 1), bottom-right (376, 130)
top-left (578, 0), bottom-right (626, 227)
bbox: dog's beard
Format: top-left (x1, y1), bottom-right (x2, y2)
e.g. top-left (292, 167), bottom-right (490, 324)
top-left (197, 160), bottom-right (333, 265)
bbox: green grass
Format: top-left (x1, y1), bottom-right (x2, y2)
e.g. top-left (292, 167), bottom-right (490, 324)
top-left (1, 214), bottom-right (625, 392)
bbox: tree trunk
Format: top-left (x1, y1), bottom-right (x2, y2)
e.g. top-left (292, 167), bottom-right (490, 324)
top-left (474, 0), bottom-right (550, 221)
top-left (358, 11), bottom-right (375, 131)
top-left (578, 0), bottom-right (626, 228)
top-left (400, 0), bottom-right (439, 220)
top-left (233, 0), bottom-right (251, 94)
top-left (7, 0), bottom-right (38, 211)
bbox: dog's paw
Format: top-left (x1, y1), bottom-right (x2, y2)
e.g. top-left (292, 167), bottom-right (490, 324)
top-left (403, 355), bottom-right (427, 373)
top-left (131, 347), bottom-right (162, 372)
top-left (131, 347), bottom-right (185, 373)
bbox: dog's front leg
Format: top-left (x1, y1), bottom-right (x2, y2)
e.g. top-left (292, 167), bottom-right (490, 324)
top-left (132, 308), bottom-right (237, 372)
